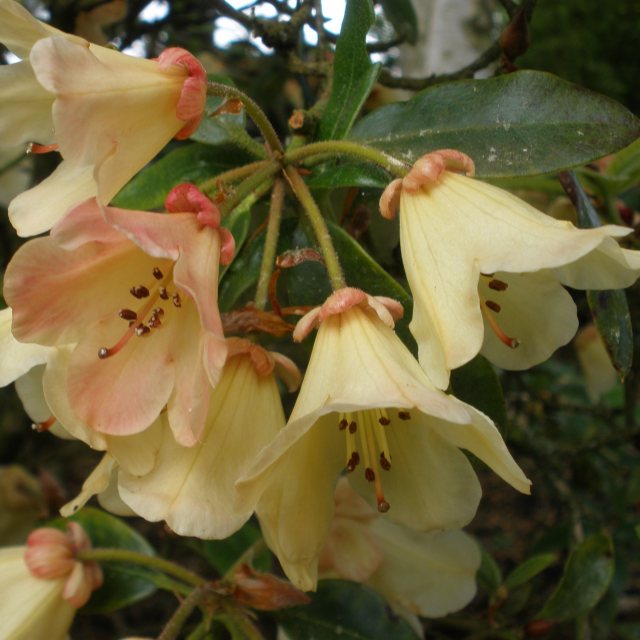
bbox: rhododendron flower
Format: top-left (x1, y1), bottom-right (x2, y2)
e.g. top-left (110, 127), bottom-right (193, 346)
top-left (0, 522), bottom-right (102, 640)
top-left (314, 480), bottom-right (480, 623)
top-left (238, 288), bottom-right (530, 590)
top-left (380, 149), bottom-right (640, 389)
top-left (0, 0), bottom-right (207, 236)
top-left (4, 184), bottom-right (233, 445)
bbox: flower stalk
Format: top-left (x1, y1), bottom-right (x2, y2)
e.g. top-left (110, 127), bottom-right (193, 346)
top-left (284, 166), bottom-right (346, 290)
top-left (207, 82), bottom-right (284, 155)
top-left (285, 140), bottom-right (409, 178)
top-left (219, 161), bottom-right (281, 216)
top-left (255, 178), bottom-right (286, 310)
top-left (77, 548), bottom-right (206, 588)
top-left (158, 585), bottom-right (211, 640)
top-left (199, 160), bottom-right (272, 197)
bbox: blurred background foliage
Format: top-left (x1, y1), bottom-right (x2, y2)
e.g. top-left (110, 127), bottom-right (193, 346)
top-left (1, 1), bottom-right (640, 639)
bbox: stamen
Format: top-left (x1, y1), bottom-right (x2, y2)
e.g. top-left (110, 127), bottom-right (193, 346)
top-left (488, 278), bottom-right (508, 291)
top-left (485, 300), bottom-right (501, 313)
top-left (365, 468), bottom-right (375, 482)
top-left (130, 285), bottom-right (150, 299)
top-left (27, 142), bottom-right (60, 154)
top-left (377, 500), bottom-right (390, 513)
top-left (481, 300), bottom-right (520, 349)
top-left (159, 287), bottom-right (169, 300)
top-left (118, 308), bottom-right (138, 321)
top-left (338, 418), bottom-right (348, 430)
top-left (398, 411), bottom-right (411, 420)
top-left (152, 267), bottom-right (164, 280)
top-left (348, 421), bottom-right (357, 434)
top-left (380, 452), bottom-right (391, 470)
top-left (346, 452), bottom-right (359, 472)
top-left (172, 293), bottom-right (182, 308)
top-left (32, 415), bottom-right (56, 432)
top-left (135, 324), bottom-right (151, 336)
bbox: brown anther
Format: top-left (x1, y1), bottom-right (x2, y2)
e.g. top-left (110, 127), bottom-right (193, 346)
top-left (118, 309), bottom-right (138, 321)
top-left (98, 347), bottom-right (110, 359)
top-left (148, 316), bottom-right (162, 328)
top-left (172, 293), bottom-right (182, 308)
top-left (338, 418), bottom-right (348, 431)
top-left (488, 279), bottom-right (508, 291)
top-left (378, 416), bottom-right (390, 426)
top-left (485, 300), bottom-right (501, 313)
top-left (152, 267), bottom-right (164, 280)
top-left (159, 287), bottom-right (169, 300)
top-left (380, 452), bottom-right (391, 470)
top-left (153, 307), bottom-right (165, 317)
top-left (348, 421), bottom-right (357, 434)
top-left (135, 324), bottom-right (151, 336)
top-left (398, 411), bottom-right (411, 420)
top-left (365, 468), bottom-right (376, 482)
top-left (377, 500), bottom-right (390, 513)
top-left (346, 452), bottom-right (360, 473)
top-left (130, 285), bottom-right (150, 299)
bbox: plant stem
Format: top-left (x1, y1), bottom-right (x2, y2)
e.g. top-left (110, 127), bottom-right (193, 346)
top-left (158, 585), bottom-right (210, 640)
top-left (284, 140), bottom-right (409, 177)
top-left (255, 179), bottom-right (285, 310)
top-left (78, 548), bottom-right (205, 588)
top-left (199, 160), bottom-right (271, 196)
top-left (207, 82), bottom-right (284, 155)
top-left (219, 161), bottom-right (281, 216)
top-left (284, 166), bottom-right (345, 290)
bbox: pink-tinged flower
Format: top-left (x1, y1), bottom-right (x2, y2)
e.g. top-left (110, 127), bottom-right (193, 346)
top-left (380, 149), bottom-right (640, 389)
top-left (4, 184), bottom-right (233, 445)
top-left (0, 522), bottom-right (102, 639)
top-left (315, 480), bottom-right (480, 624)
top-left (0, 0), bottom-right (207, 237)
top-left (238, 288), bottom-right (530, 591)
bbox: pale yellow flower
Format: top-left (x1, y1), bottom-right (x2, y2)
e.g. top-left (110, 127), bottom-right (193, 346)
top-left (0, 523), bottom-right (102, 640)
top-left (239, 288), bottom-right (529, 590)
top-left (317, 480), bottom-right (481, 622)
top-left (380, 150), bottom-right (640, 389)
top-left (0, 0), bottom-right (207, 236)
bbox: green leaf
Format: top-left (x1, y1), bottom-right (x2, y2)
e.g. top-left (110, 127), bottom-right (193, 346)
top-left (379, 0), bottom-right (418, 44)
top-left (219, 198), bottom-right (253, 279)
top-left (606, 138), bottom-right (640, 192)
top-left (504, 553), bottom-right (557, 590)
top-left (450, 356), bottom-right (508, 433)
top-left (477, 547), bottom-right (503, 595)
top-left (112, 143), bottom-right (254, 210)
top-left (307, 162), bottom-right (391, 189)
top-left (350, 70), bottom-right (640, 177)
top-left (50, 507), bottom-right (156, 614)
top-left (278, 579), bottom-right (420, 640)
top-left (537, 533), bottom-right (614, 622)
top-left (318, 0), bottom-right (381, 140)
top-left (561, 170), bottom-right (634, 378)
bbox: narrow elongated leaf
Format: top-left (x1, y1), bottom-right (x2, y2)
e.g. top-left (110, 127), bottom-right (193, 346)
top-left (50, 507), bottom-right (156, 613)
top-left (350, 71), bottom-right (640, 177)
top-left (477, 547), bottom-right (503, 595)
top-left (504, 553), bottom-right (557, 590)
top-left (278, 580), bottom-right (420, 640)
top-left (379, 0), bottom-right (418, 44)
top-left (560, 171), bottom-right (633, 377)
top-left (450, 356), bottom-right (508, 434)
top-left (318, 0), bottom-right (380, 140)
top-left (537, 533), bottom-right (614, 622)
top-left (307, 162), bottom-right (391, 189)
top-left (112, 143), bottom-right (254, 210)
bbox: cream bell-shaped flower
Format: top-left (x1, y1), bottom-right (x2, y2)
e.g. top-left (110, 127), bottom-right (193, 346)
top-left (0, 522), bottom-right (102, 640)
top-left (238, 287), bottom-right (530, 591)
top-left (380, 149), bottom-right (640, 390)
top-left (4, 184), bottom-right (233, 445)
top-left (114, 339), bottom-right (301, 539)
top-left (0, 0), bottom-right (207, 237)
top-left (316, 479), bottom-right (480, 625)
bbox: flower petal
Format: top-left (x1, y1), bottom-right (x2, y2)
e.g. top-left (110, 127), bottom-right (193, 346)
top-left (479, 271), bottom-right (578, 370)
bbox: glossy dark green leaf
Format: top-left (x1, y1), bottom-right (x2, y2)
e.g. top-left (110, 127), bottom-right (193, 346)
top-left (50, 507), bottom-right (156, 614)
top-left (379, 0), bottom-right (418, 43)
top-left (504, 553), bottom-right (557, 590)
top-left (450, 356), bottom-right (508, 434)
top-left (307, 162), bottom-right (391, 189)
top-left (318, 0), bottom-right (381, 140)
top-left (560, 171), bottom-right (634, 377)
top-left (278, 580), bottom-right (420, 640)
top-left (350, 71), bottom-right (640, 177)
top-left (112, 143), bottom-right (254, 210)
top-left (537, 533), bottom-right (614, 622)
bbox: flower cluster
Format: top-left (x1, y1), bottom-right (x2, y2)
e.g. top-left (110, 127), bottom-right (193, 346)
top-left (1, 1), bottom-right (640, 629)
